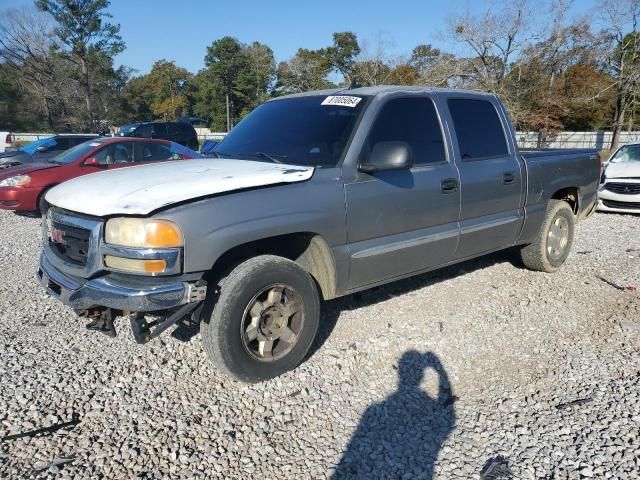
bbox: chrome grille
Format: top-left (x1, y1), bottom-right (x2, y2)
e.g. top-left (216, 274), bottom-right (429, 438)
top-left (44, 208), bottom-right (103, 278)
top-left (48, 220), bottom-right (91, 266)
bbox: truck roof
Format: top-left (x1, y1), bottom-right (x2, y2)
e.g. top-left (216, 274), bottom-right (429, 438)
top-left (273, 85), bottom-right (497, 101)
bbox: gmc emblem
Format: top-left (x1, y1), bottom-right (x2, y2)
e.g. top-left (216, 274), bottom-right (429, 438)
top-left (50, 227), bottom-right (66, 245)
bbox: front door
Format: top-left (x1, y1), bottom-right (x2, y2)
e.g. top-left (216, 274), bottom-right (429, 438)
top-left (345, 95), bottom-right (461, 289)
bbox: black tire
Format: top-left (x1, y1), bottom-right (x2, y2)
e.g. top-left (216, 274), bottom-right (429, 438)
top-left (201, 255), bottom-right (320, 382)
top-left (520, 200), bottom-right (575, 273)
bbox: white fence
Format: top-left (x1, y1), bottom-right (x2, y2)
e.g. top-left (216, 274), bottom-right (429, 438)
top-left (516, 131), bottom-right (640, 150)
top-left (12, 131), bottom-right (229, 144)
top-left (13, 130), bottom-right (640, 150)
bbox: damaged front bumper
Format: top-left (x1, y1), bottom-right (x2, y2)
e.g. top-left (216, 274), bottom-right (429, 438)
top-left (38, 252), bottom-right (206, 312)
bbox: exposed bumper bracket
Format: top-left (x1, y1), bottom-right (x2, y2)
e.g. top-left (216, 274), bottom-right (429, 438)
top-left (130, 302), bottom-right (200, 344)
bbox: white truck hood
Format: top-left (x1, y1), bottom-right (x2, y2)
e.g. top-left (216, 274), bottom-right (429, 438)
top-left (46, 158), bottom-right (315, 216)
top-left (604, 161), bottom-right (640, 179)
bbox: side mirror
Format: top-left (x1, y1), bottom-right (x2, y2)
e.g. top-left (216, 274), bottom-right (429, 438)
top-left (359, 141), bottom-right (413, 173)
top-left (83, 157), bottom-right (104, 167)
top-left (36, 146), bottom-right (48, 153)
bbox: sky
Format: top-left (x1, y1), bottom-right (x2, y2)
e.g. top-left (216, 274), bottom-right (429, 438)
top-left (3, 0), bottom-right (601, 75)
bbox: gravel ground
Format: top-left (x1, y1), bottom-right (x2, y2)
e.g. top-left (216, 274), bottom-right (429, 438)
top-left (0, 209), bottom-right (638, 479)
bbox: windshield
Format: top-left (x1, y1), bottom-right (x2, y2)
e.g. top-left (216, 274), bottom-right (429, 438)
top-left (20, 137), bottom-right (55, 155)
top-left (213, 94), bottom-right (369, 167)
top-left (610, 144), bottom-right (640, 163)
top-left (50, 141), bottom-right (101, 164)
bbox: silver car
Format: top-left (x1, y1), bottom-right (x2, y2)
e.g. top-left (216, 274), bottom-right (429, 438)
top-left (598, 143), bottom-right (640, 214)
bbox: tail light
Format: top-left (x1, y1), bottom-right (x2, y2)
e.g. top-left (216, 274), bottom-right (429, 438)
top-left (5, 134), bottom-right (12, 145)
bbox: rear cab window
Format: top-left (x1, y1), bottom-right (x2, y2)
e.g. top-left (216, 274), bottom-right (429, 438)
top-left (447, 98), bottom-right (509, 160)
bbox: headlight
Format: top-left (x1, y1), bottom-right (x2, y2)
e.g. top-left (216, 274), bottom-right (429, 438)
top-left (0, 175), bottom-right (30, 187)
top-left (105, 218), bottom-right (183, 248)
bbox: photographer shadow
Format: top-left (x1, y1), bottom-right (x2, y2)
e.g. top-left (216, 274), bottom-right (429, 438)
top-left (333, 350), bottom-right (456, 480)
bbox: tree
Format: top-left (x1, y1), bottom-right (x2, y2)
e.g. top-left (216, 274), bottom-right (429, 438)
top-left (241, 41), bottom-right (276, 109)
top-left (146, 60), bottom-right (193, 120)
top-left (562, 62), bottom-right (615, 130)
top-left (409, 44), bottom-right (464, 88)
top-left (599, 0), bottom-right (640, 148)
top-left (275, 48), bottom-right (334, 94)
top-left (36, 0), bottom-right (124, 131)
top-left (326, 32), bottom-right (360, 84)
top-left (0, 64), bottom-right (23, 130)
top-left (0, 7), bottom-right (62, 130)
top-left (513, 13), bottom-right (596, 135)
top-left (352, 33), bottom-right (398, 86)
top-left (448, 0), bottom-right (535, 95)
top-left (204, 36), bottom-right (243, 131)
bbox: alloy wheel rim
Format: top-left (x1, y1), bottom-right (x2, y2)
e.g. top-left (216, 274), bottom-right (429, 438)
top-left (547, 216), bottom-right (569, 261)
top-left (240, 284), bottom-right (304, 362)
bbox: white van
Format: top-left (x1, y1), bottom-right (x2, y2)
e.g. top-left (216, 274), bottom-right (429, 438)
top-left (0, 132), bottom-right (13, 153)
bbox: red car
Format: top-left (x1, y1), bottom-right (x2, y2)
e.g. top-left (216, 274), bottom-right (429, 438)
top-left (0, 137), bottom-right (200, 213)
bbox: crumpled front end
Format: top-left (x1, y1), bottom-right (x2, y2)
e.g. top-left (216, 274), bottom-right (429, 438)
top-left (38, 207), bottom-right (207, 341)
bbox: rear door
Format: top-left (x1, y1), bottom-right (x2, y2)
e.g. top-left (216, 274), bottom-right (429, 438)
top-left (344, 94), bottom-right (461, 289)
top-left (441, 94), bottom-right (524, 259)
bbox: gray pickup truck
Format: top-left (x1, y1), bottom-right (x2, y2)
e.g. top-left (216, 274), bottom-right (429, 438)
top-left (38, 86), bottom-right (600, 382)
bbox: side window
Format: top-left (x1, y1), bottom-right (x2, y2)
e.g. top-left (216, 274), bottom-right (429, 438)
top-left (137, 141), bottom-right (175, 162)
top-left (168, 123), bottom-right (185, 139)
top-left (365, 97), bottom-right (446, 166)
top-left (93, 143), bottom-right (134, 165)
top-left (134, 124), bottom-right (153, 138)
top-left (447, 99), bottom-right (508, 160)
top-left (181, 124), bottom-right (195, 137)
top-left (153, 124), bottom-right (169, 138)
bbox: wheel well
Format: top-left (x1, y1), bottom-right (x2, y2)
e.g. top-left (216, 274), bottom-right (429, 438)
top-left (208, 233), bottom-right (338, 300)
top-left (551, 187), bottom-right (579, 214)
top-left (37, 184), bottom-right (57, 213)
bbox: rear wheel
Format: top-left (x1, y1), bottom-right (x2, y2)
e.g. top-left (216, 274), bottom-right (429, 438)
top-left (201, 255), bottom-right (320, 383)
top-left (520, 200), bottom-right (575, 273)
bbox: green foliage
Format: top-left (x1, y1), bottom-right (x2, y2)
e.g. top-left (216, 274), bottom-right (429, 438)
top-left (197, 36), bottom-right (275, 130)
top-left (35, 0), bottom-right (124, 131)
top-left (0, 2), bottom-right (636, 137)
top-left (35, 0), bottom-right (124, 57)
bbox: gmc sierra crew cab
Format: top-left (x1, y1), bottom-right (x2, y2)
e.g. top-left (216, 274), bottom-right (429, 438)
top-left (37, 86), bottom-right (600, 382)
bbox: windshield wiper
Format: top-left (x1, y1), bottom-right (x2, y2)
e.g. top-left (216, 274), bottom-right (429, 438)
top-left (238, 151), bottom-right (288, 164)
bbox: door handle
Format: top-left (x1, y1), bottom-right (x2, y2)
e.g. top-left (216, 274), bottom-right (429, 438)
top-left (502, 172), bottom-right (516, 184)
top-left (441, 178), bottom-right (458, 193)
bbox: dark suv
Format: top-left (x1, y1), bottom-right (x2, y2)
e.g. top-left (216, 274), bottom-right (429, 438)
top-left (118, 122), bottom-right (199, 151)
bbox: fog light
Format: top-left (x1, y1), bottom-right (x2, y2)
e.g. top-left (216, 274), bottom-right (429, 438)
top-left (104, 256), bottom-right (167, 274)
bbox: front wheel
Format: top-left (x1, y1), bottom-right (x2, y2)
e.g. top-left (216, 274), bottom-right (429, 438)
top-left (520, 200), bottom-right (575, 273)
top-left (201, 255), bottom-right (320, 382)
